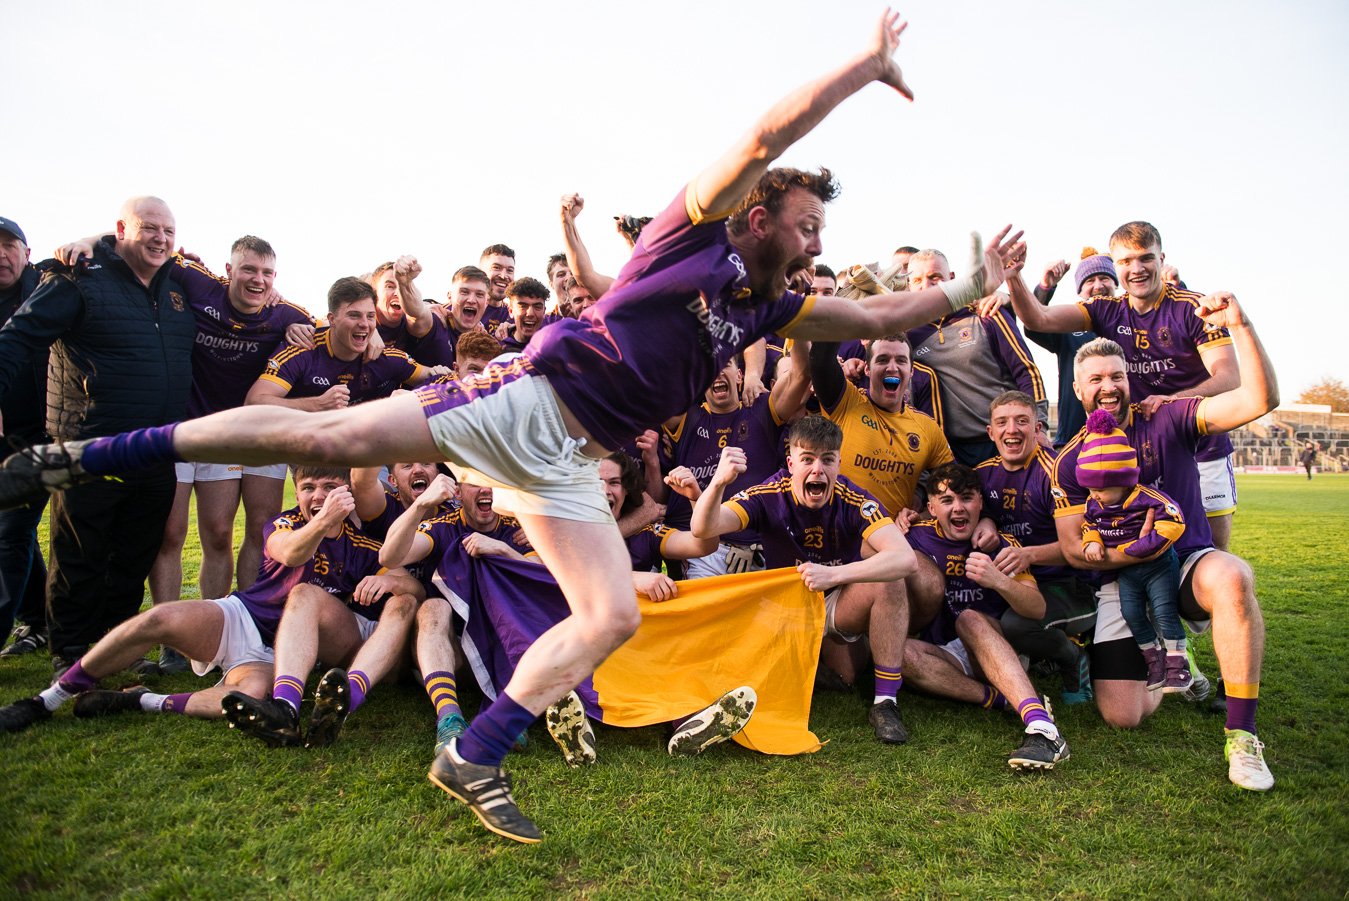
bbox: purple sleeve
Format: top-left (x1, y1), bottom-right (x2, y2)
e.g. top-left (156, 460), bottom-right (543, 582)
top-left (987, 309), bottom-right (1048, 411)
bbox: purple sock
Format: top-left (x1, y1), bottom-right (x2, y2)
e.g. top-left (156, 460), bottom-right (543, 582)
top-left (1226, 696), bottom-right (1258, 735)
top-left (348, 670), bottom-right (370, 712)
top-left (80, 424), bottom-right (182, 476)
top-left (272, 674), bottom-right (304, 714)
top-left (1017, 697), bottom-right (1053, 729)
top-left (980, 685), bottom-right (1008, 710)
top-left (162, 693), bottom-right (194, 714)
top-left (457, 692), bottom-right (537, 767)
top-left (57, 660), bottom-right (98, 694)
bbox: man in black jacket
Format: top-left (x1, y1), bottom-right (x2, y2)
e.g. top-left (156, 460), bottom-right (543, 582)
top-left (0, 198), bottom-right (195, 674)
top-left (0, 217), bottom-right (50, 657)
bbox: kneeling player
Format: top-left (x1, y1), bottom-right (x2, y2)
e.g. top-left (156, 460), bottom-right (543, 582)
top-left (901, 463), bottom-right (1070, 770)
top-left (692, 416), bottom-right (919, 745)
top-left (222, 467), bottom-right (424, 748)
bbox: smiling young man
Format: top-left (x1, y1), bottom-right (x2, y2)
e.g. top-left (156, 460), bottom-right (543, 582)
top-left (1006, 224), bottom-right (1241, 550)
top-left (1, 12), bottom-right (1024, 843)
top-left (221, 466), bottom-right (423, 748)
top-left (1050, 295), bottom-right (1280, 790)
top-left (901, 462), bottom-right (1069, 770)
top-left (147, 238), bottom-right (316, 670)
top-left (478, 245), bottom-right (516, 332)
top-left (499, 277), bottom-right (551, 353)
top-left (247, 277), bottom-right (434, 410)
top-left (692, 416), bottom-right (918, 745)
top-left (974, 391), bottom-right (1095, 704)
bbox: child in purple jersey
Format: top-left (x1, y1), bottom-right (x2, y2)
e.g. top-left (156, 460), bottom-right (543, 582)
top-left (1077, 410), bottom-right (1190, 693)
top-left (2, 12), bottom-right (1030, 841)
top-left (221, 467), bottom-right (424, 750)
top-left (693, 416), bottom-right (919, 747)
top-left (898, 463), bottom-right (1070, 770)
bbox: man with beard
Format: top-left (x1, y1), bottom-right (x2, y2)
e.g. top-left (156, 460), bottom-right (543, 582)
top-left (1049, 293), bottom-right (1278, 790)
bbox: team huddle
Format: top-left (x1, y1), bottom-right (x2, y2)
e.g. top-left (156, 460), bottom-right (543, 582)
top-left (0, 11), bottom-right (1279, 844)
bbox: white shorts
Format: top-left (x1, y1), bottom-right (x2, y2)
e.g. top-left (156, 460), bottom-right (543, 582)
top-left (243, 463), bottom-right (288, 480)
top-left (683, 542), bottom-right (766, 580)
top-left (415, 364), bottom-right (611, 523)
top-left (176, 462), bottom-right (243, 483)
top-left (1092, 552), bottom-right (1213, 645)
top-left (824, 588), bottom-right (863, 643)
top-left (1199, 454), bottom-right (1237, 516)
top-left (939, 637), bottom-right (975, 677)
top-left (190, 595), bottom-right (274, 678)
top-left (353, 610), bottom-right (379, 642)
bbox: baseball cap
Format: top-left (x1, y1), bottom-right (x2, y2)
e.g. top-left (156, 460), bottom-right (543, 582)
top-left (0, 217), bottom-right (27, 245)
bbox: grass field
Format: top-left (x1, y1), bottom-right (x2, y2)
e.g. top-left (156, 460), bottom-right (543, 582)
top-left (2, 474), bottom-right (1347, 899)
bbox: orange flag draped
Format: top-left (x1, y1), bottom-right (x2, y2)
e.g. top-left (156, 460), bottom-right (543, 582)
top-left (593, 567), bottom-right (826, 756)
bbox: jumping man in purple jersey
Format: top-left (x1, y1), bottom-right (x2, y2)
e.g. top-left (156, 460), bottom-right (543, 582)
top-left (1047, 288), bottom-right (1279, 791)
top-left (0, 10), bottom-right (1024, 843)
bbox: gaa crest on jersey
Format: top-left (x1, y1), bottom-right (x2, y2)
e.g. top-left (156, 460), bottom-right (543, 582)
top-left (907, 432), bottom-right (920, 452)
top-left (1157, 326), bottom-right (1172, 348)
top-left (1141, 438), bottom-right (1157, 468)
top-left (736, 420), bottom-right (751, 442)
top-left (959, 326), bottom-right (973, 342)
top-left (861, 500), bottom-right (880, 519)
top-left (169, 291), bottom-right (185, 312)
top-left (1165, 502), bottom-right (1179, 517)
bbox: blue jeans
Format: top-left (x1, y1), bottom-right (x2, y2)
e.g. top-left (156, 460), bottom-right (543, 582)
top-left (0, 495), bottom-right (49, 639)
top-left (1117, 547), bottom-right (1183, 646)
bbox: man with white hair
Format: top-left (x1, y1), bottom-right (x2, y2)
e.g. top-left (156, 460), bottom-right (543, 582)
top-left (0, 197), bottom-right (196, 674)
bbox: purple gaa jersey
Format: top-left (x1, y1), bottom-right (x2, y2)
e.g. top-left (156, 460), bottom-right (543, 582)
top-left (975, 446), bottom-right (1076, 581)
top-left (1053, 398), bottom-right (1213, 558)
top-left (260, 331), bottom-right (423, 404)
top-left (724, 471), bottom-right (892, 569)
top-left (1083, 484), bottom-right (1186, 559)
top-left (626, 522), bottom-right (676, 572)
top-left (480, 303), bottom-right (512, 332)
top-left (360, 489), bottom-right (457, 543)
top-left (1077, 285), bottom-right (1233, 461)
top-left (169, 256), bottom-right (314, 418)
top-left (525, 184), bottom-right (815, 451)
top-left (235, 509), bottom-right (387, 646)
top-left (378, 313), bottom-right (455, 369)
top-left (415, 508), bottom-right (536, 596)
top-left (662, 394), bottom-right (788, 542)
top-left (907, 519), bottom-right (1037, 646)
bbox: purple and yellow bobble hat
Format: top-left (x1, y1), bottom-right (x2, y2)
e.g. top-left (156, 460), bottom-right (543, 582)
top-left (1076, 409), bottom-right (1139, 489)
top-left (1075, 246), bottom-right (1118, 295)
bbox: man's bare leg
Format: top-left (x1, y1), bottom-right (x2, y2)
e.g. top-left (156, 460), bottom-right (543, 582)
top-left (1208, 513), bottom-right (1232, 553)
top-left (148, 482), bottom-right (193, 605)
top-left (833, 579), bottom-right (909, 742)
top-left (902, 639), bottom-right (996, 705)
top-left (417, 597), bottom-right (468, 748)
top-left (194, 479), bottom-right (241, 599)
top-left (238, 473), bottom-right (285, 590)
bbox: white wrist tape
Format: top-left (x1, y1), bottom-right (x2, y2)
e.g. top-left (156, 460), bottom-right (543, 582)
top-left (938, 232), bottom-right (987, 312)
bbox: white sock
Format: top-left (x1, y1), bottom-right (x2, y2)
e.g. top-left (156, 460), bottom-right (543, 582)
top-left (1025, 720), bottom-right (1060, 741)
top-left (140, 692), bottom-right (169, 713)
top-left (38, 684), bottom-right (73, 712)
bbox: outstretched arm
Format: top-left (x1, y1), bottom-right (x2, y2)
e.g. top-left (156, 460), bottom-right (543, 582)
top-left (1193, 293), bottom-right (1279, 434)
top-left (688, 9), bottom-right (913, 220)
top-left (560, 194), bottom-right (615, 299)
top-left (394, 256), bottom-right (433, 339)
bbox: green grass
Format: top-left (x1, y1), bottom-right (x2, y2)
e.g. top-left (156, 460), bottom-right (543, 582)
top-left (2, 475), bottom-right (1347, 898)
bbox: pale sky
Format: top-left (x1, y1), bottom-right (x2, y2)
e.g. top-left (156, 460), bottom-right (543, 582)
top-left (7, 0), bottom-right (1348, 400)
